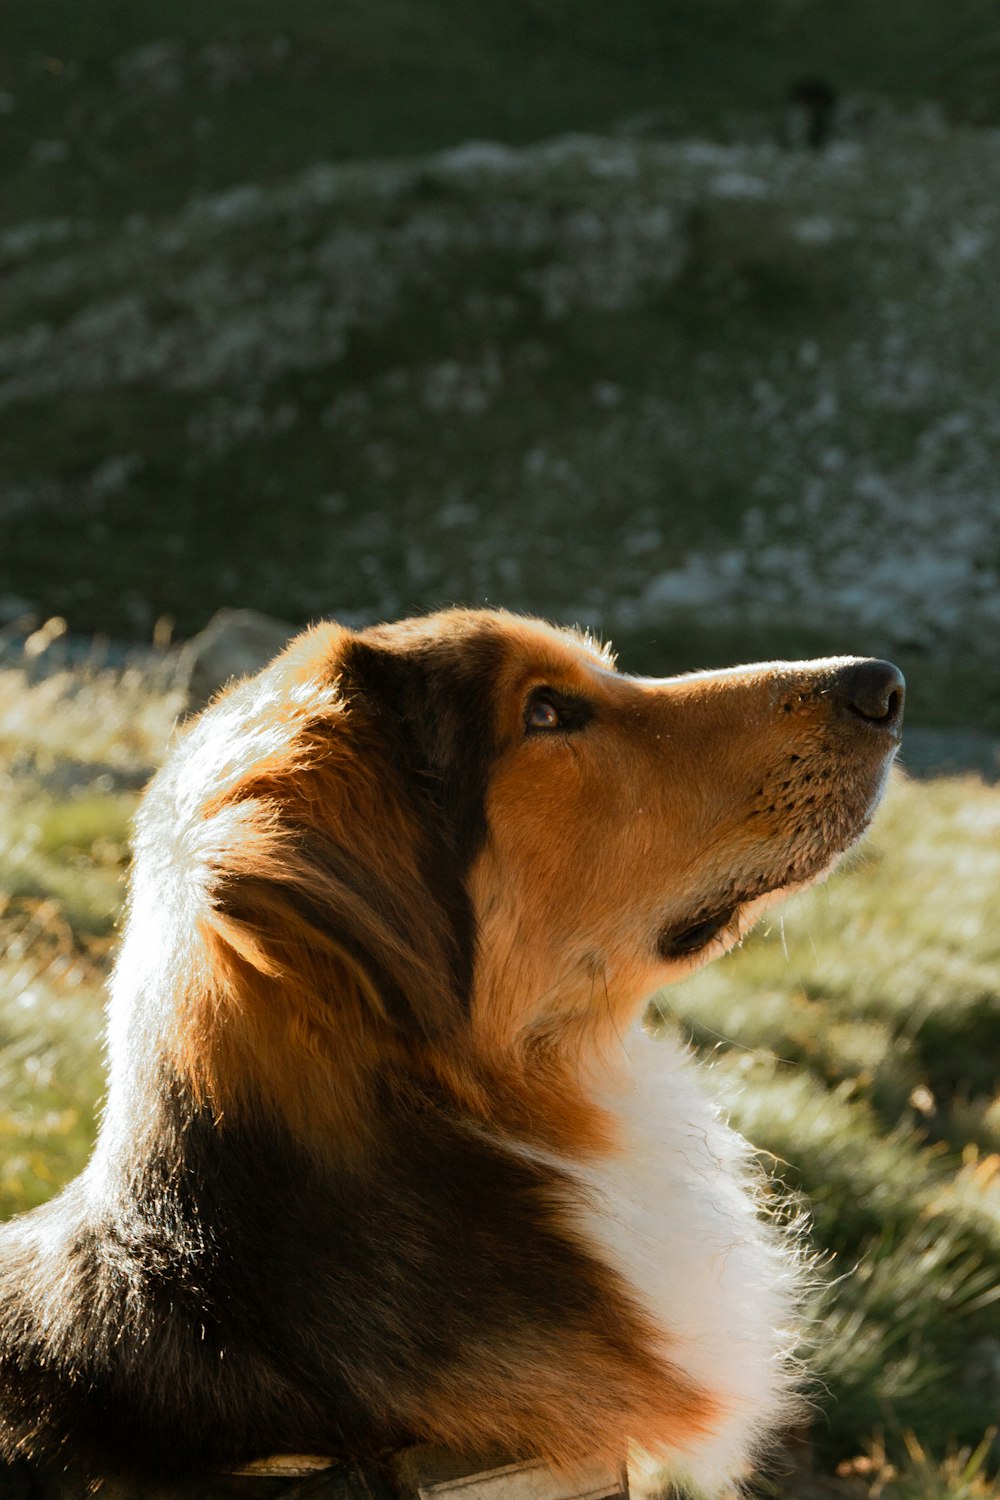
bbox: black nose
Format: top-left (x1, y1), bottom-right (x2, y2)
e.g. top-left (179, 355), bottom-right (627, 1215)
top-left (832, 660), bottom-right (905, 731)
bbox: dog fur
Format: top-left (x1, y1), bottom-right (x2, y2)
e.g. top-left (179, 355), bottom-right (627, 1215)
top-left (0, 609), bottom-right (903, 1491)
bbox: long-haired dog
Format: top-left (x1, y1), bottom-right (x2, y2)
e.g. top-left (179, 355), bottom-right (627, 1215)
top-left (0, 610), bottom-right (904, 1492)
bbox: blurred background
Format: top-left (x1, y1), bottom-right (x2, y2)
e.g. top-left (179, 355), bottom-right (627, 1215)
top-left (2, 0), bottom-right (1000, 736)
top-left (2, 3), bottom-right (1000, 1494)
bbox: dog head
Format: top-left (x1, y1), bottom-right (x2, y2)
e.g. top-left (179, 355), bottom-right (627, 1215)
top-left (105, 609), bottom-right (902, 1155)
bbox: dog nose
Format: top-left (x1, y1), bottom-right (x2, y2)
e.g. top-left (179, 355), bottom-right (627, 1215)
top-left (832, 660), bottom-right (905, 731)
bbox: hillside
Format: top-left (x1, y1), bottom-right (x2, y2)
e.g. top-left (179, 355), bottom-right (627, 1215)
top-left (3, 4), bottom-right (1000, 735)
top-left (3, 112), bottom-right (1000, 727)
top-left (6, 0), bottom-right (1000, 232)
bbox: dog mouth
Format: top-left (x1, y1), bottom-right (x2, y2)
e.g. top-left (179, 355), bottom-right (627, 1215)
top-left (656, 756), bottom-right (892, 965)
top-left (658, 905), bottom-right (740, 960)
top-left (650, 663), bottom-right (903, 972)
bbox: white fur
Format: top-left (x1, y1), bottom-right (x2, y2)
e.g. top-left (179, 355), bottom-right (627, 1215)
top-left (565, 1024), bottom-right (804, 1494)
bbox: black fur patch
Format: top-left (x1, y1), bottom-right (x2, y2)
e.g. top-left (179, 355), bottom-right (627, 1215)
top-left (0, 1075), bottom-right (633, 1483)
top-left (339, 623), bottom-right (508, 1008)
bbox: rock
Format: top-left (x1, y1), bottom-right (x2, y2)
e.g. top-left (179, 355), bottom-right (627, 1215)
top-left (174, 608), bottom-right (298, 710)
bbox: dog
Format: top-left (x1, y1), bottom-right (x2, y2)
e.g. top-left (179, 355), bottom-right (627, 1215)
top-left (0, 609), bottom-right (904, 1493)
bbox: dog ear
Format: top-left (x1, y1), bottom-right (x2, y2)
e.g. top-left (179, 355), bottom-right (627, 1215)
top-left (205, 820), bottom-right (427, 1036)
top-left (170, 820), bottom-right (434, 1136)
top-left (146, 622), bottom-right (513, 1121)
top-left (340, 628), bottom-right (505, 873)
top-left (180, 625), bottom-right (506, 1068)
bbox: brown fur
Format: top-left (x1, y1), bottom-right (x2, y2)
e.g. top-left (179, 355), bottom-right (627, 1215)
top-left (0, 609), bottom-right (903, 1487)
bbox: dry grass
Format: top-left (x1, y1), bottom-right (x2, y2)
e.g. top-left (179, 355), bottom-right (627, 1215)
top-left (0, 657), bottom-right (997, 1486)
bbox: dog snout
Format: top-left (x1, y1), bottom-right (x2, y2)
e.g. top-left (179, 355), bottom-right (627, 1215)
top-left (830, 659), bottom-right (905, 733)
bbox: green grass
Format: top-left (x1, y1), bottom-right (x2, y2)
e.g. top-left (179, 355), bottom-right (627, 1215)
top-left (661, 772), bottom-right (1000, 1463)
top-left (832, 1431), bottom-right (1000, 1500)
top-left (0, 660), bottom-right (997, 1490)
top-left (0, 902), bottom-right (106, 1214)
top-left (0, 661), bottom-right (181, 1211)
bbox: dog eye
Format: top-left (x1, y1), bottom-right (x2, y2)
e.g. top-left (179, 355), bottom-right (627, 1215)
top-left (525, 693), bottom-right (563, 732)
top-left (524, 688), bottom-right (595, 736)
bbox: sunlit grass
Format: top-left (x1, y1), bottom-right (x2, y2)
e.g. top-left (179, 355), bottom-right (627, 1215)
top-left (0, 661), bottom-right (997, 1489)
top-left (660, 773), bottom-right (1000, 1465)
top-left (826, 1431), bottom-right (1000, 1500)
top-left (0, 898), bottom-right (106, 1217)
top-left (0, 658), bottom-right (177, 1212)
top-left (0, 661), bottom-right (183, 775)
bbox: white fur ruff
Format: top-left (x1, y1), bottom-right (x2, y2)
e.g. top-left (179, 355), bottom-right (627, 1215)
top-left (565, 1024), bottom-right (804, 1494)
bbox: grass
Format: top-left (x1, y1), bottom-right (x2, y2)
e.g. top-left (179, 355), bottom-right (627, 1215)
top-left (0, 898), bottom-right (106, 1214)
top-left (830, 1431), bottom-right (1000, 1500)
top-left (0, 661), bottom-right (181, 1212)
top-left (0, 657), bottom-right (997, 1492)
top-left (659, 770), bottom-right (1000, 1466)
